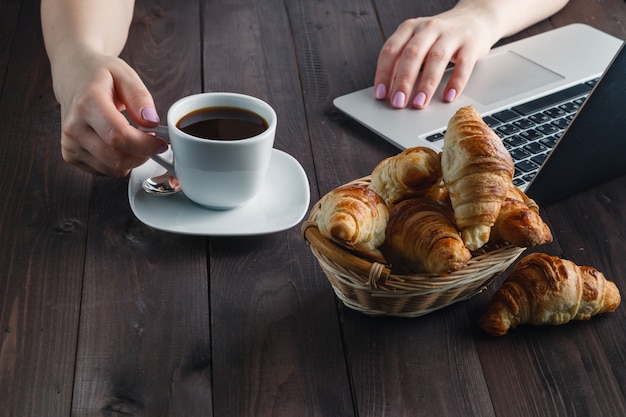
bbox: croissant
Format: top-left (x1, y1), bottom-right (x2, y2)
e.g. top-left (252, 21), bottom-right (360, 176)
top-left (489, 185), bottom-right (553, 247)
top-left (369, 146), bottom-right (442, 205)
top-left (382, 198), bottom-right (471, 275)
top-left (479, 252), bottom-right (621, 336)
top-left (316, 184), bottom-right (388, 262)
top-left (441, 106), bottom-right (515, 251)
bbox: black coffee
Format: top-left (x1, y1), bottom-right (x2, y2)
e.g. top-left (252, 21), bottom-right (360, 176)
top-left (176, 106), bottom-right (268, 140)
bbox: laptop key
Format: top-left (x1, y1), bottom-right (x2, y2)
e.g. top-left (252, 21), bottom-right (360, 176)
top-left (529, 113), bottom-right (551, 124)
top-left (510, 148), bottom-right (531, 160)
top-left (519, 129), bottom-right (544, 141)
top-left (559, 101), bottom-right (580, 113)
top-left (537, 124), bottom-right (560, 135)
top-left (516, 159), bottom-right (539, 172)
top-left (514, 118), bottom-right (535, 129)
top-left (425, 132), bottom-right (444, 142)
top-left (531, 153), bottom-right (548, 165)
top-left (540, 135), bottom-right (559, 148)
top-left (496, 124), bottom-right (520, 136)
top-left (513, 177), bottom-right (526, 187)
top-left (524, 142), bottom-right (548, 154)
top-left (512, 82), bottom-right (592, 115)
top-left (504, 135), bottom-right (527, 147)
top-left (482, 115), bottom-right (501, 127)
top-left (492, 109), bottom-right (520, 123)
top-left (545, 107), bottom-right (567, 118)
top-left (552, 118), bottom-right (570, 129)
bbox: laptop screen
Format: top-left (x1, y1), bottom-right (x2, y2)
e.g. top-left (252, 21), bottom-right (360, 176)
top-left (525, 41), bottom-right (626, 206)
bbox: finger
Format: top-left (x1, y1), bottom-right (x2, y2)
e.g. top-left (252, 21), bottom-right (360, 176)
top-left (374, 19), bottom-right (422, 100)
top-left (61, 123), bottom-right (148, 177)
top-left (63, 96), bottom-right (155, 177)
top-left (442, 46), bottom-right (480, 103)
top-left (82, 86), bottom-right (167, 160)
top-left (112, 63), bottom-right (161, 127)
top-left (386, 26), bottom-right (442, 108)
top-left (411, 40), bottom-right (457, 109)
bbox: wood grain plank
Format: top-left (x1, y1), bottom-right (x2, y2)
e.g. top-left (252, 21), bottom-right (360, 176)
top-left (0, 0), bottom-right (22, 90)
top-left (69, 1), bottom-right (212, 416)
top-left (374, 0), bottom-right (457, 39)
top-left (0, 0), bottom-right (90, 416)
top-left (552, 0), bottom-right (626, 40)
top-left (203, 0), bottom-right (355, 415)
top-left (72, 181), bottom-right (212, 416)
top-left (288, 0), bottom-right (397, 193)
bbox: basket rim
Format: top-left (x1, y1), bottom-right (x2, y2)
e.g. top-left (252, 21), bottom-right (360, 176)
top-left (303, 219), bottom-right (524, 289)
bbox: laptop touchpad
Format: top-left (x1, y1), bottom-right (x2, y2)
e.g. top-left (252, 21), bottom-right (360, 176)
top-left (462, 51), bottom-right (564, 105)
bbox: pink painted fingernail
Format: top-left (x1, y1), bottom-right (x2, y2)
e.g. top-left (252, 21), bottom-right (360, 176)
top-left (444, 88), bottom-right (457, 103)
top-left (413, 91), bottom-right (426, 108)
top-left (141, 107), bottom-right (160, 124)
top-left (156, 143), bottom-right (169, 154)
top-left (375, 83), bottom-right (387, 99)
top-left (392, 91), bottom-right (406, 108)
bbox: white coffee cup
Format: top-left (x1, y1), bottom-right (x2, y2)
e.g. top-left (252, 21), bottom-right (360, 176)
top-left (149, 92), bottom-right (277, 209)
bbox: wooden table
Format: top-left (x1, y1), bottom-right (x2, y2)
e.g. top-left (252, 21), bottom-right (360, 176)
top-left (2, 0), bottom-right (625, 416)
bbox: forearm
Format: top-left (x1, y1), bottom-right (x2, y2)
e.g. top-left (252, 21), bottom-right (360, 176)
top-left (41, 0), bottom-right (135, 68)
top-left (453, 0), bottom-right (570, 40)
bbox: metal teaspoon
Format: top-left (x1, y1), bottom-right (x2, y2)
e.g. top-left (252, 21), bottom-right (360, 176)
top-left (141, 171), bottom-right (181, 195)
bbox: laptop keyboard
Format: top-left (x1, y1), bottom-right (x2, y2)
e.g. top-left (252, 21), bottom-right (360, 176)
top-left (426, 79), bottom-right (598, 189)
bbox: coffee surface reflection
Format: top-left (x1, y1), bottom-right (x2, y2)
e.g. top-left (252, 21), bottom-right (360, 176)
top-left (177, 106), bottom-right (268, 141)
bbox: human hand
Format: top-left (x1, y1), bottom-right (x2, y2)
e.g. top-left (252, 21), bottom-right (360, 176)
top-left (374, 8), bottom-right (498, 109)
top-left (51, 51), bottom-right (167, 177)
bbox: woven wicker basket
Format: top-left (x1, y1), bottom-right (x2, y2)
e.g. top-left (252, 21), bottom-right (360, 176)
top-left (302, 177), bottom-right (525, 317)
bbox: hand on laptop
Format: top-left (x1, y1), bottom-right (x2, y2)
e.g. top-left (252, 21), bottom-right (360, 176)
top-left (374, 0), bottom-right (570, 109)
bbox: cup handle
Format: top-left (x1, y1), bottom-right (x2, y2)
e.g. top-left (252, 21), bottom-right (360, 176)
top-left (139, 125), bottom-right (175, 172)
top-left (140, 124), bottom-right (170, 140)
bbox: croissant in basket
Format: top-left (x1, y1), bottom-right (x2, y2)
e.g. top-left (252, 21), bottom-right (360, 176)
top-left (316, 184), bottom-right (388, 263)
top-left (479, 252), bottom-right (621, 336)
top-left (442, 106), bottom-right (515, 251)
top-left (368, 146), bottom-right (442, 205)
top-left (489, 185), bottom-right (553, 247)
top-left (382, 197), bottom-right (472, 275)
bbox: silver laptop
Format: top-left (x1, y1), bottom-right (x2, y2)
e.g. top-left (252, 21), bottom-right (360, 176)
top-left (334, 24), bottom-right (623, 195)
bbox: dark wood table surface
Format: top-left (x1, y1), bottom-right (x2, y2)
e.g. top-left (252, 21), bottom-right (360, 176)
top-left (2, 0), bottom-right (626, 416)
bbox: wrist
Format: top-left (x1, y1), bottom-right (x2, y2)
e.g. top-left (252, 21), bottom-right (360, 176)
top-left (451, 0), bottom-right (511, 44)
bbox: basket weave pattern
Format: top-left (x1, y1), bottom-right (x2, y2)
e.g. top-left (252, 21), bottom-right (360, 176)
top-left (302, 177), bottom-right (525, 317)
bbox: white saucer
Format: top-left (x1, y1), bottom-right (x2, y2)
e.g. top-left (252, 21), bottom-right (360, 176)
top-left (128, 149), bottom-right (310, 236)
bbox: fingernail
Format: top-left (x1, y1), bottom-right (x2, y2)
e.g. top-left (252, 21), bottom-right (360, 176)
top-left (444, 88), bottom-right (457, 103)
top-left (374, 83), bottom-right (387, 99)
top-left (392, 91), bottom-right (406, 108)
top-left (156, 143), bottom-right (169, 154)
top-left (141, 107), bottom-right (160, 124)
top-left (412, 91), bottom-right (426, 108)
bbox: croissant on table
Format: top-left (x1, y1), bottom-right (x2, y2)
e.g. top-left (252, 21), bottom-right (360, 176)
top-left (369, 146), bottom-right (442, 205)
top-left (382, 198), bottom-right (471, 275)
top-left (316, 184), bottom-right (388, 263)
top-left (479, 252), bottom-right (621, 336)
top-left (489, 185), bottom-right (553, 247)
top-left (442, 106), bottom-right (515, 251)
